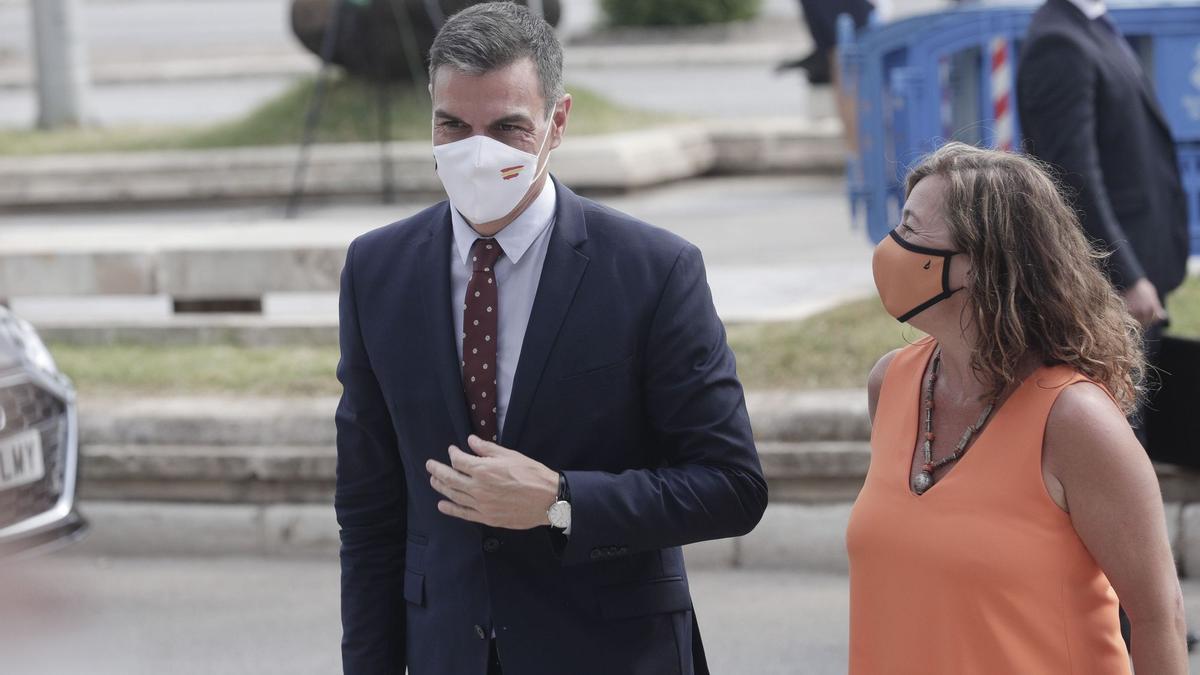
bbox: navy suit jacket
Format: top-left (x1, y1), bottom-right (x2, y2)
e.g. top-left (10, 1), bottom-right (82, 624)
top-left (1017, 0), bottom-right (1189, 295)
top-left (335, 178), bottom-right (767, 675)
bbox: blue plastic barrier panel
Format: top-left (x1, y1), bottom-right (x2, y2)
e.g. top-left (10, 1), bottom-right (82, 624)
top-left (1156, 35), bottom-right (1200, 140)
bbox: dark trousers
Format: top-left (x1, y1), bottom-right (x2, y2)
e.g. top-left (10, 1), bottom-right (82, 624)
top-left (488, 639), bottom-right (503, 675)
top-left (797, 0), bottom-right (873, 51)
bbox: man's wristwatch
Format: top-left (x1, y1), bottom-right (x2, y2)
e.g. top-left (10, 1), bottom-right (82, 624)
top-left (547, 473), bottom-right (571, 530)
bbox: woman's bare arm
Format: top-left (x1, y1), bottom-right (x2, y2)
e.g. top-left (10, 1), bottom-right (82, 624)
top-left (1044, 382), bottom-right (1187, 674)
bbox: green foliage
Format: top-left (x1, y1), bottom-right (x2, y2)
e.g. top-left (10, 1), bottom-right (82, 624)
top-left (600, 0), bottom-right (761, 27)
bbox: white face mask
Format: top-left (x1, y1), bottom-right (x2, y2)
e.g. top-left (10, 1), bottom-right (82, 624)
top-left (432, 114), bottom-right (554, 225)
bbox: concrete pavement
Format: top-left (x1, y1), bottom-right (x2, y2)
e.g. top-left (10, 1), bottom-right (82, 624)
top-left (0, 0), bottom-right (957, 128)
top-left (4, 553), bottom-right (1200, 674)
top-left (4, 175), bottom-right (878, 326)
top-left (0, 0), bottom-right (818, 127)
top-left (0, 555), bottom-right (846, 675)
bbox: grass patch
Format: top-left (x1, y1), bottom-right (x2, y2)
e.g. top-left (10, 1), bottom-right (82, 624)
top-left (48, 344), bottom-right (341, 399)
top-left (0, 78), bottom-right (680, 156)
top-left (48, 298), bottom-right (911, 397)
top-left (1167, 273), bottom-right (1200, 338)
top-left (726, 298), bottom-right (917, 390)
top-left (47, 276), bottom-right (1200, 397)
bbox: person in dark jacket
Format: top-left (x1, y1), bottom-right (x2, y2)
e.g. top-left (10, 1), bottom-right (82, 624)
top-left (1017, 0), bottom-right (1194, 649)
top-left (1018, 0), bottom-right (1189, 352)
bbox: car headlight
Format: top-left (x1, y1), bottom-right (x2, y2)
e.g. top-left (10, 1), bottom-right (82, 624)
top-left (0, 313), bottom-right (59, 377)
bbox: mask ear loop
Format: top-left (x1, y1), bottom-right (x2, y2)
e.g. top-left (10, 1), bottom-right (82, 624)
top-left (431, 117), bottom-right (438, 172)
top-left (895, 276), bottom-right (960, 322)
top-left (529, 104), bottom-right (559, 185)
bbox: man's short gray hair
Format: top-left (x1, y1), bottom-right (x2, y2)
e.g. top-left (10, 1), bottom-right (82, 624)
top-left (428, 2), bottom-right (564, 115)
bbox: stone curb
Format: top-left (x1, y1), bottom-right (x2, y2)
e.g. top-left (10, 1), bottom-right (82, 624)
top-left (62, 390), bottom-right (1200, 571)
top-left (75, 390), bottom-right (868, 448)
top-left (75, 390), bottom-right (1200, 501)
top-left (0, 124), bottom-right (714, 208)
top-left (65, 499), bottom-right (850, 572)
top-left (71, 392), bottom-right (873, 507)
top-left (78, 396), bottom-right (342, 447)
top-left (37, 316), bottom-right (341, 348)
top-left (65, 499), bottom-right (1195, 577)
top-left (0, 120), bottom-right (841, 212)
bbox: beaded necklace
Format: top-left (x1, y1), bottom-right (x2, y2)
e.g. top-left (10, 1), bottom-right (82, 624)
top-left (912, 348), bottom-right (998, 496)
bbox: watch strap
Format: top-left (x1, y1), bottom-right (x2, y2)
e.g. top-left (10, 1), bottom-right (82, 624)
top-left (557, 472), bottom-right (571, 503)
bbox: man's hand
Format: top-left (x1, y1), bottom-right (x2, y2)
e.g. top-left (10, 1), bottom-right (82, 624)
top-left (426, 435), bottom-right (559, 530)
top-left (1122, 278), bottom-right (1168, 327)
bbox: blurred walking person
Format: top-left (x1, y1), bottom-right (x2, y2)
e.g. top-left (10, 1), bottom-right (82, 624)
top-left (847, 143), bottom-right (1187, 674)
top-left (778, 0), bottom-right (873, 83)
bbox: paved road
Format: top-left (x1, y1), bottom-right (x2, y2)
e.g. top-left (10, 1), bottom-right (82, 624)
top-left (0, 0), bottom-right (958, 128)
top-left (0, 175), bottom-right (877, 323)
top-left (3, 551), bottom-right (1200, 674)
top-left (0, 0), bottom-right (805, 63)
top-left (0, 554), bottom-right (840, 675)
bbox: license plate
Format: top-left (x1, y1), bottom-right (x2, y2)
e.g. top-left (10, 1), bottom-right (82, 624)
top-left (0, 430), bottom-right (44, 490)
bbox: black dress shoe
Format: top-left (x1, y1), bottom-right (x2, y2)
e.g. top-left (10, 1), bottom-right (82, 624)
top-left (803, 58), bottom-right (832, 85)
top-left (777, 49), bottom-right (833, 85)
top-left (776, 56), bottom-right (809, 72)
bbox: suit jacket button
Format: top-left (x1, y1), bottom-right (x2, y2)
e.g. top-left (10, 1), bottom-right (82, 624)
top-left (618, 546), bottom-right (629, 555)
top-left (590, 549), bottom-right (602, 560)
top-left (474, 625), bottom-right (486, 640)
top-left (483, 538), bottom-right (500, 553)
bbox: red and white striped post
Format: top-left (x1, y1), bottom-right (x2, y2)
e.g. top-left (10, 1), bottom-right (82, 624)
top-left (939, 55), bottom-right (953, 140)
top-left (989, 36), bottom-right (1014, 152)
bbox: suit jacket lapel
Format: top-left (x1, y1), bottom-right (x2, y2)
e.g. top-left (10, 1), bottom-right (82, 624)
top-left (417, 204), bottom-right (473, 445)
top-left (1069, 3), bottom-right (1176, 140)
top-left (501, 178), bottom-right (590, 451)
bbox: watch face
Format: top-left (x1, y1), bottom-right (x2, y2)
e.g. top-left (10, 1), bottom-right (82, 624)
top-left (548, 501), bottom-right (571, 529)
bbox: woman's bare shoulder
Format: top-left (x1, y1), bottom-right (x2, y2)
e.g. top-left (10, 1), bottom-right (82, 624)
top-left (1044, 380), bottom-right (1147, 479)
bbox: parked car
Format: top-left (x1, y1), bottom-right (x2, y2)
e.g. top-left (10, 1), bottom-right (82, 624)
top-left (0, 306), bottom-right (85, 557)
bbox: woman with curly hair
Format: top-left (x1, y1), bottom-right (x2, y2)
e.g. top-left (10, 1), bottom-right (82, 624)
top-left (847, 142), bottom-right (1187, 673)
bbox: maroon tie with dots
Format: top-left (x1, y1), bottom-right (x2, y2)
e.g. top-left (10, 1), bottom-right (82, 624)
top-left (462, 238), bottom-right (504, 441)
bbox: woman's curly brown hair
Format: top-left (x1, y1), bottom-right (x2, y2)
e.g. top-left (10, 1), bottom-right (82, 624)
top-left (905, 142), bottom-right (1145, 412)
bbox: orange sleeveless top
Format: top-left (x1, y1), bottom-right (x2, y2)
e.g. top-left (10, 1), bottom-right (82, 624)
top-left (846, 338), bottom-right (1130, 674)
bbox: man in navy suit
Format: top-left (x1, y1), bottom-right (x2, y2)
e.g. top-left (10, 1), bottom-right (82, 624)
top-left (334, 4), bottom-right (767, 674)
top-left (1018, 0), bottom-right (1189, 346)
top-left (1017, 0), bottom-right (1195, 649)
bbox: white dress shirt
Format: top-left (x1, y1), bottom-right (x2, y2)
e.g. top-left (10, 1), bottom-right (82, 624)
top-left (1066, 0), bottom-right (1107, 20)
top-left (450, 178), bottom-right (558, 438)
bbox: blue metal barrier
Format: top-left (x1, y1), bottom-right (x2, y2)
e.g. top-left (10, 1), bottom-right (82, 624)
top-left (838, 1), bottom-right (1200, 255)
